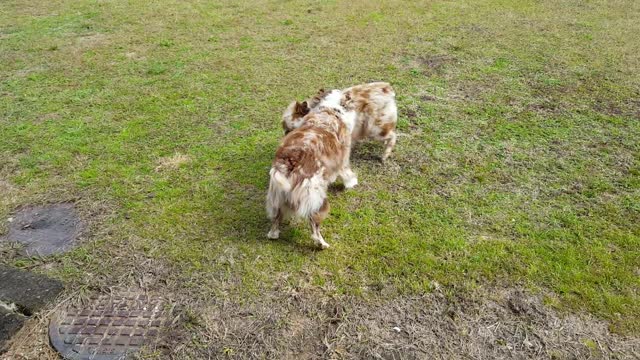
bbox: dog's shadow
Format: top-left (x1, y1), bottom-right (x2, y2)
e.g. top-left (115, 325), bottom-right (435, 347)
top-left (351, 141), bottom-right (386, 163)
top-left (211, 135), bottom-right (388, 253)
top-left (209, 139), bottom-right (333, 253)
top-left (328, 183), bottom-right (346, 194)
top-left (265, 228), bottom-right (327, 254)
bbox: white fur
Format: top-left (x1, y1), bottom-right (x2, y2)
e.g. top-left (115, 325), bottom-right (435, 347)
top-left (385, 101), bottom-right (398, 123)
top-left (319, 89), bottom-right (343, 109)
top-left (270, 167), bottom-right (291, 192)
top-left (341, 109), bottom-right (357, 132)
top-left (341, 168), bottom-right (358, 189)
top-left (266, 168), bottom-right (328, 221)
top-left (267, 228), bottom-right (280, 239)
top-left (316, 90), bottom-right (357, 132)
top-left (290, 173), bottom-right (327, 218)
top-left (266, 168), bottom-right (288, 221)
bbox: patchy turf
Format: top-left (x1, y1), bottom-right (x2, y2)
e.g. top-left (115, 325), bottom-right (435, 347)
top-left (1, 0), bottom-right (639, 357)
top-left (173, 286), bottom-right (640, 359)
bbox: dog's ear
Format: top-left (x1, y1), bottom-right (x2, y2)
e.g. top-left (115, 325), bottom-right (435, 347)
top-left (294, 101), bottom-right (310, 116)
top-left (341, 91), bottom-right (353, 108)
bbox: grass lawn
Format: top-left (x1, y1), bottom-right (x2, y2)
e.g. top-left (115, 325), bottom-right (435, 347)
top-left (1, 0), bottom-right (639, 357)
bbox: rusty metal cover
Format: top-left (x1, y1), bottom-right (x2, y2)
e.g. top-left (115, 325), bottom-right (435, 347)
top-left (49, 293), bottom-right (173, 360)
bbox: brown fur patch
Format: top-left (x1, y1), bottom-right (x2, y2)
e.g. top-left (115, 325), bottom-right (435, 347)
top-left (379, 122), bottom-right (396, 138)
top-left (345, 87), bottom-right (375, 115)
top-left (276, 134), bottom-right (318, 183)
top-left (294, 101), bottom-right (309, 118)
top-left (275, 111), bottom-right (347, 186)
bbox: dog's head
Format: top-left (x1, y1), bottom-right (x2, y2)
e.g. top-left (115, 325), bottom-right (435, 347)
top-left (282, 89), bottom-right (333, 134)
top-left (282, 100), bottom-right (309, 134)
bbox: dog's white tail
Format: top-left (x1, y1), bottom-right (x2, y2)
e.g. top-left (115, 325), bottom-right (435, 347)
top-left (266, 167), bottom-right (326, 220)
top-left (270, 167), bottom-right (291, 192)
top-left (266, 167), bottom-right (290, 220)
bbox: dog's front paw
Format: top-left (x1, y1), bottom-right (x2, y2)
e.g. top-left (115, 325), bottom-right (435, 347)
top-left (312, 234), bottom-right (330, 249)
top-left (344, 176), bottom-right (358, 189)
top-left (267, 229), bottom-right (280, 239)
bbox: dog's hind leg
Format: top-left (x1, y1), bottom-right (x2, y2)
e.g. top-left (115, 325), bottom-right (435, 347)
top-left (309, 199), bottom-right (330, 249)
top-left (267, 208), bottom-right (282, 239)
top-left (339, 144), bottom-right (358, 189)
top-left (381, 130), bottom-right (397, 162)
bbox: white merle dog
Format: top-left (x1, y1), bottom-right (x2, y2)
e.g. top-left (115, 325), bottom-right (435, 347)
top-left (283, 82), bottom-right (398, 161)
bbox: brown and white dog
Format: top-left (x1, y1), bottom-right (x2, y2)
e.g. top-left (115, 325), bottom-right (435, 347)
top-left (283, 82), bottom-right (398, 161)
top-left (266, 90), bottom-right (357, 249)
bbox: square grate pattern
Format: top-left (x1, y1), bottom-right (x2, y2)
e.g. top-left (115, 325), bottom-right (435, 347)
top-left (50, 293), bottom-right (172, 360)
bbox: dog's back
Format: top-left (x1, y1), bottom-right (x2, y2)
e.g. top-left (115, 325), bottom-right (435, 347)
top-left (342, 82), bottom-right (397, 140)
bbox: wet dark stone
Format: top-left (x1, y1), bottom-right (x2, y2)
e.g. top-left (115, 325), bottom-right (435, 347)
top-left (1, 203), bottom-right (82, 256)
top-left (0, 308), bottom-right (26, 353)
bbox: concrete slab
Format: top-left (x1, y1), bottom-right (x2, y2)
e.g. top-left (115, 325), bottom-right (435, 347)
top-left (0, 265), bottom-right (63, 315)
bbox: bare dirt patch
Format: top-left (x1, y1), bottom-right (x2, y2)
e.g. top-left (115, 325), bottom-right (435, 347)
top-left (1, 255), bottom-right (177, 360)
top-left (169, 286), bottom-right (639, 359)
top-left (418, 54), bottom-right (457, 70)
top-left (2, 263), bottom-right (638, 359)
top-left (13, 66), bottom-right (47, 79)
top-left (396, 54), bottom-right (457, 78)
top-left (419, 94), bottom-right (437, 102)
top-left (0, 180), bottom-right (19, 207)
top-left (404, 108), bottom-right (418, 119)
top-left (75, 33), bottom-right (109, 49)
top-left (1, 203), bottom-right (82, 256)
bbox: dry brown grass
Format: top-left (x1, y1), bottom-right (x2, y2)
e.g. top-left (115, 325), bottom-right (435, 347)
top-left (154, 153), bottom-right (192, 172)
top-left (152, 283), bottom-right (640, 359)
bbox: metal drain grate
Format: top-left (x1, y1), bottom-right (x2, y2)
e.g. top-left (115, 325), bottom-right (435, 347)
top-left (49, 293), bottom-right (173, 360)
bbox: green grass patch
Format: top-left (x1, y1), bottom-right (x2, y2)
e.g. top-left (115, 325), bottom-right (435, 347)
top-left (1, 0), bottom-right (639, 334)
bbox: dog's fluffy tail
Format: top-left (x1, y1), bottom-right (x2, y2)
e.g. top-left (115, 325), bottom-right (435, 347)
top-left (270, 167), bottom-right (291, 193)
top-left (266, 165), bottom-right (326, 220)
top-left (266, 166), bottom-right (290, 220)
